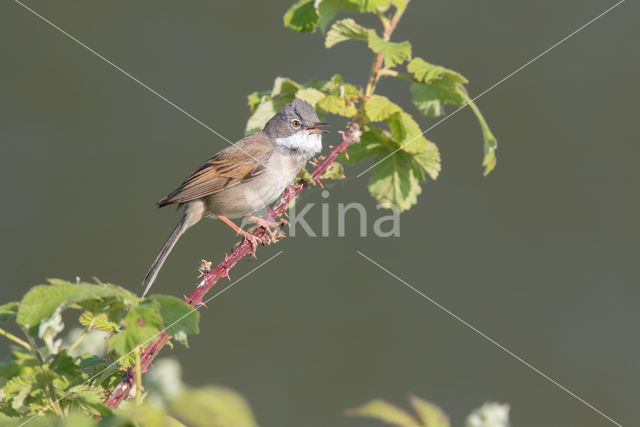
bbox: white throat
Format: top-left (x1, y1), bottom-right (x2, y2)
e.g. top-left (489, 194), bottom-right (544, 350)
top-left (274, 130), bottom-right (322, 158)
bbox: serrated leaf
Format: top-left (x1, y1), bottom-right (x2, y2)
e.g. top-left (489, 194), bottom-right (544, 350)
top-left (365, 95), bottom-right (401, 121)
top-left (17, 281), bottom-right (134, 336)
top-left (49, 350), bottom-right (82, 381)
top-left (317, 95), bottom-right (358, 117)
top-left (408, 59), bottom-right (468, 117)
top-left (349, 0), bottom-right (391, 12)
top-left (413, 142), bottom-right (441, 181)
top-left (245, 77), bottom-right (302, 134)
top-left (325, 18), bottom-right (370, 48)
top-left (107, 300), bottom-right (163, 361)
top-left (271, 77), bottom-right (303, 97)
top-left (0, 302), bottom-right (18, 324)
top-left (3, 375), bottom-right (34, 413)
top-left (368, 32), bottom-right (411, 68)
top-left (78, 311), bottom-right (118, 332)
top-left (295, 87), bottom-right (326, 107)
top-left (369, 149), bottom-right (423, 212)
top-left (149, 295), bottom-right (199, 347)
top-left (316, 0), bottom-right (359, 32)
top-left (340, 127), bottom-right (391, 164)
top-left (409, 395), bottom-right (450, 427)
top-left (385, 111), bottom-right (429, 153)
top-left (327, 74), bottom-right (360, 97)
top-left (247, 90), bottom-right (270, 112)
top-left (63, 384), bottom-right (113, 417)
top-left (169, 386), bottom-right (258, 427)
top-left (407, 57), bottom-right (468, 85)
top-left (284, 0), bottom-right (319, 32)
top-left (347, 399), bottom-right (421, 426)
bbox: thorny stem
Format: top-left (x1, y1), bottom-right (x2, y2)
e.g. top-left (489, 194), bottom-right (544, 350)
top-left (364, 0), bottom-right (411, 98)
top-left (104, 123), bottom-right (362, 408)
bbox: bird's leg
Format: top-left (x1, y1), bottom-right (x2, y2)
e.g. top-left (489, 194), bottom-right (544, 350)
top-left (245, 215), bottom-right (287, 244)
top-left (217, 214), bottom-right (261, 252)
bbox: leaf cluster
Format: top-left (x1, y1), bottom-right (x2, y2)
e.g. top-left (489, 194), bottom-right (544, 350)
top-left (254, 0), bottom-right (499, 212)
top-left (0, 279), bottom-right (200, 420)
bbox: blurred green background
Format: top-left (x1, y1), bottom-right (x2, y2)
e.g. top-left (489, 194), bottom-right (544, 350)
top-left (1, 1), bottom-right (638, 426)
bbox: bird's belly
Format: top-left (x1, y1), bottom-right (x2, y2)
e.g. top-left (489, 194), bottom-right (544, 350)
top-left (205, 155), bottom-right (303, 219)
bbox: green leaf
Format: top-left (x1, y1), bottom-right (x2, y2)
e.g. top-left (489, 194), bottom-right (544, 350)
top-left (78, 312), bottom-right (118, 332)
top-left (407, 57), bottom-right (468, 85)
top-left (316, 0), bottom-right (358, 32)
top-left (317, 95), bottom-right (358, 117)
top-left (107, 300), bottom-right (163, 361)
top-left (295, 87), bottom-right (326, 107)
top-left (368, 32), bottom-right (411, 68)
top-left (385, 111), bottom-right (428, 153)
top-left (407, 58), bottom-right (468, 117)
top-left (169, 386), bottom-right (258, 427)
top-left (347, 399), bottom-right (421, 426)
top-left (3, 375), bottom-right (34, 413)
top-left (340, 127), bottom-right (391, 164)
top-left (0, 302), bottom-right (19, 324)
top-left (283, 0), bottom-right (319, 32)
top-left (390, 0), bottom-right (407, 11)
top-left (17, 281), bottom-right (135, 336)
top-left (325, 18), bottom-right (370, 48)
top-left (349, 0), bottom-right (391, 12)
top-left (413, 142), bottom-right (441, 181)
top-left (365, 95), bottom-right (401, 121)
top-left (247, 90), bottom-right (270, 112)
top-left (409, 395), bottom-right (450, 427)
top-left (326, 74), bottom-right (360, 98)
top-left (149, 295), bottom-right (199, 347)
top-left (463, 93), bottom-right (498, 176)
top-left (369, 148), bottom-right (423, 212)
top-left (245, 77), bottom-right (301, 134)
top-left (63, 384), bottom-right (113, 417)
top-left (318, 161), bottom-right (345, 180)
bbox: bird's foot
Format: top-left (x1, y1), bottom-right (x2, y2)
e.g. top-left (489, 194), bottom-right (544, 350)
top-left (247, 216), bottom-right (287, 245)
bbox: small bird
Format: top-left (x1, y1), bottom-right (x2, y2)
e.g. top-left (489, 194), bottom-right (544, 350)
top-left (141, 99), bottom-right (327, 296)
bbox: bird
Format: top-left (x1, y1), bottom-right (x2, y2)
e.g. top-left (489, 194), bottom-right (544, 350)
top-left (141, 99), bottom-right (328, 297)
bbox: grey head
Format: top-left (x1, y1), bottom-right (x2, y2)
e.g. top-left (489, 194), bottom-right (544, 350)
top-left (263, 99), bottom-right (328, 158)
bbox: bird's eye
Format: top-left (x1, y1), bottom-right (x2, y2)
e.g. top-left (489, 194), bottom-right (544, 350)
top-left (291, 119), bottom-right (301, 128)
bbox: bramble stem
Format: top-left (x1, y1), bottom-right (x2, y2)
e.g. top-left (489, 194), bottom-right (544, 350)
top-left (364, 0), bottom-right (410, 98)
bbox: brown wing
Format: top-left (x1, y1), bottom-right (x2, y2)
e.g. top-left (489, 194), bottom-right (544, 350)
top-left (157, 132), bottom-right (274, 207)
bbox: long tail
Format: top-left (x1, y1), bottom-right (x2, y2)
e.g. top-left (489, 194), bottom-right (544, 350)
top-left (142, 199), bottom-right (207, 297)
top-left (141, 213), bottom-right (189, 297)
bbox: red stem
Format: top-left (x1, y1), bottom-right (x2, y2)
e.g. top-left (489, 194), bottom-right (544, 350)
top-left (104, 122), bottom-right (361, 408)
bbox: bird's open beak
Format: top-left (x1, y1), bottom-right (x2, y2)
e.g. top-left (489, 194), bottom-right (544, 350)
top-left (305, 122), bottom-right (329, 134)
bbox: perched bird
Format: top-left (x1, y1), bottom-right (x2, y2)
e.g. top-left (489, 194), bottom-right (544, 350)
top-left (142, 99), bottom-right (327, 296)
